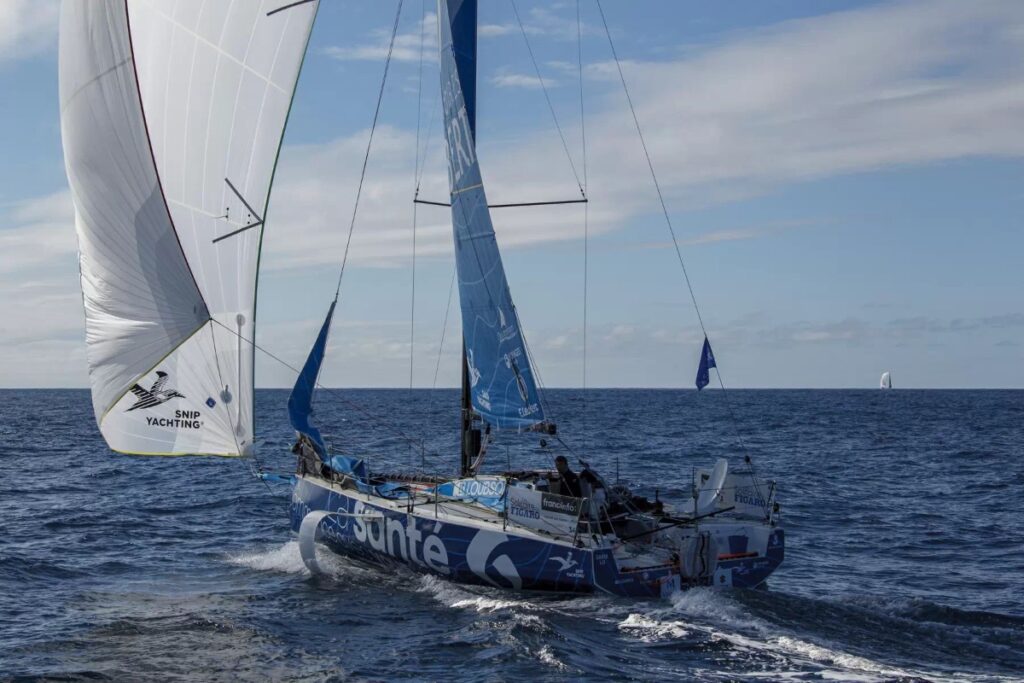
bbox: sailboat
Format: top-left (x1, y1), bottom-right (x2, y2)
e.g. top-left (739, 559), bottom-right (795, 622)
top-left (881, 372), bottom-right (893, 389)
top-left (61, 0), bottom-right (784, 598)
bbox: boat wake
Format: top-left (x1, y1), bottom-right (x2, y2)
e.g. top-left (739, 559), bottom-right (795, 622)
top-left (226, 540), bottom-right (377, 582)
top-left (417, 574), bottom-right (544, 613)
top-left (223, 540), bottom-right (1023, 681)
top-left (411, 574), bottom-right (1024, 681)
top-left (227, 541), bottom-right (311, 576)
top-left (617, 588), bottom-right (1024, 682)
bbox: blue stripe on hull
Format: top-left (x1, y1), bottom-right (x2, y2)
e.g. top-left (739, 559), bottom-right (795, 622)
top-left (290, 477), bottom-right (783, 597)
top-left (291, 477), bottom-right (594, 593)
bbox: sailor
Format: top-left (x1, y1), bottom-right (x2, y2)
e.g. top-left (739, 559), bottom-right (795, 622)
top-left (554, 455), bottom-right (581, 498)
top-left (292, 434), bottom-right (320, 475)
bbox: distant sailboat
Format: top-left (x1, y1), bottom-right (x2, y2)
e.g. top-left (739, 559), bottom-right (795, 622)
top-left (880, 371), bottom-right (893, 389)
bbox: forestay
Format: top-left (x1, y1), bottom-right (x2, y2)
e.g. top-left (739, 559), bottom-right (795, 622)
top-left (439, 0), bottom-right (545, 429)
top-left (60, 0), bottom-right (318, 455)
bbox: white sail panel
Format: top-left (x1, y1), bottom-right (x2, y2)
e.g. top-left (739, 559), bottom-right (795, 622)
top-left (60, 1), bottom-right (209, 428)
top-left (126, 0), bottom-right (318, 454)
top-left (60, 0), bottom-right (318, 456)
top-left (101, 326), bottom-right (246, 456)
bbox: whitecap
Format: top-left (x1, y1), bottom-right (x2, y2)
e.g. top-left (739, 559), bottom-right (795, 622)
top-left (618, 613), bottom-right (691, 641)
top-left (417, 574), bottom-right (533, 613)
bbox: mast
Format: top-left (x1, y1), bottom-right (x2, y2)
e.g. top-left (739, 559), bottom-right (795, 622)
top-left (446, 0), bottom-right (481, 477)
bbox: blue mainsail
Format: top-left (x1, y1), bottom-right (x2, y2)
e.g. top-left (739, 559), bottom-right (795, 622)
top-left (288, 301), bottom-right (336, 456)
top-left (439, 0), bottom-right (544, 429)
top-left (695, 336), bottom-right (717, 391)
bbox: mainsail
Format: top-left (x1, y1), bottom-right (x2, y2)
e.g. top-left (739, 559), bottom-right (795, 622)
top-left (60, 1), bottom-right (318, 455)
top-left (439, 0), bottom-right (545, 429)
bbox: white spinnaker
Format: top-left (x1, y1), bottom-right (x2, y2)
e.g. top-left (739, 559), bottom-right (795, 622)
top-left (60, 0), bottom-right (318, 455)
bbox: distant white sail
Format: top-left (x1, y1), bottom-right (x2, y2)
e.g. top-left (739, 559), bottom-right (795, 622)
top-left (60, 0), bottom-right (318, 455)
top-left (880, 371), bottom-right (892, 389)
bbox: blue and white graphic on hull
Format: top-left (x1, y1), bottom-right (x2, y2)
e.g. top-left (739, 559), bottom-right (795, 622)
top-left (291, 476), bottom-right (596, 593)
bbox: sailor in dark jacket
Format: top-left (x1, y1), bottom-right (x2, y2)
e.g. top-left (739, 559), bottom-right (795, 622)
top-left (554, 455), bottom-right (581, 498)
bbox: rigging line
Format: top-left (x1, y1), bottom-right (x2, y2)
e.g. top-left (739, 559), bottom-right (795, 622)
top-left (508, 0), bottom-right (585, 198)
top-left (206, 322), bottom-right (275, 496)
top-left (409, 203), bottom-right (418, 391)
top-left (208, 318), bottom-right (442, 462)
top-left (414, 88), bottom-right (441, 192)
top-left (577, 0), bottom-right (590, 451)
top-left (514, 304), bottom-right (554, 423)
top-left (408, 202), bottom-right (418, 464)
top-left (414, 0), bottom-right (427, 182)
top-left (409, 0), bottom-right (426, 462)
top-left (334, 0), bottom-right (405, 299)
top-left (205, 323), bottom-right (243, 458)
top-left (432, 267), bottom-right (457, 389)
top-left (594, 0), bottom-right (705, 336)
top-left (595, 1), bottom-right (752, 458)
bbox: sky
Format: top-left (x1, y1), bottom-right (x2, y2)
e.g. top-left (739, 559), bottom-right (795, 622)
top-left (1, 0), bottom-right (1022, 389)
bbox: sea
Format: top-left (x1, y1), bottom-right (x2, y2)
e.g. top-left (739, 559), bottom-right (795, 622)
top-left (1, 388), bottom-right (1022, 682)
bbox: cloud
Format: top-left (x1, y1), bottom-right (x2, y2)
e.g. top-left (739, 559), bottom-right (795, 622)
top-left (479, 6), bottom-right (598, 43)
top-left (262, 0), bottom-right (1024, 275)
top-left (479, 24), bottom-right (515, 38)
top-left (0, 191), bottom-right (86, 387)
top-left (704, 312), bottom-right (1024, 350)
top-left (491, 72), bottom-right (559, 90)
top-left (0, 0), bottom-right (58, 66)
top-left (0, 190), bottom-right (76, 274)
top-left (579, 0), bottom-right (1024, 201)
top-left (322, 11), bottom-right (437, 63)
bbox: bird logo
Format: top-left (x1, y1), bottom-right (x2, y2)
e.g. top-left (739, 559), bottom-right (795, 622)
top-left (126, 371), bottom-right (185, 411)
top-left (549, 552), bottom-right (578, 572)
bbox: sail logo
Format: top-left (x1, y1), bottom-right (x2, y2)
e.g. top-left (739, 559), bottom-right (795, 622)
top-left (351, 501), bottom-right (450, 574)
top-left (441, 52), bottom-right (476, 187)
top-left (145, 410), bottom-right (203, 430)
top-left (445, 102), bottom-right (476, 185)
top-left (541, 494), bottom-right (582, 516)
top-left (466, 349), bottom-right (482, 388)
top-left (497, 308), bottom-right (518, 343)
top-left (126, 371), bottom-right (184, 411)
top-left (477, 389), bottom-right (492, 411)
top-left (454, 478), bottom-right (505, 499)
top-left (735, 486), bottom-right (767, 509)
top-left (505, 351), bottom-right (530, 403)
top-left (508, 494), bottom-right (541, 520)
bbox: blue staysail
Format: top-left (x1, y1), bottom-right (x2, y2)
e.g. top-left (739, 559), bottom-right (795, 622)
top-left (288, 301), bottom-right (336, 456)
top-left (439, 0), bottom-right (545, 429)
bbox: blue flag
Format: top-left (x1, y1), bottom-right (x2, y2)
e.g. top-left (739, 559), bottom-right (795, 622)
top-left (695, 336), bottom-right (716, 391)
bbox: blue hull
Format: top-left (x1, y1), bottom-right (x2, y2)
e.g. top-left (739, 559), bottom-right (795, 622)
top-left (290, 476), bottom-right (783, 598)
